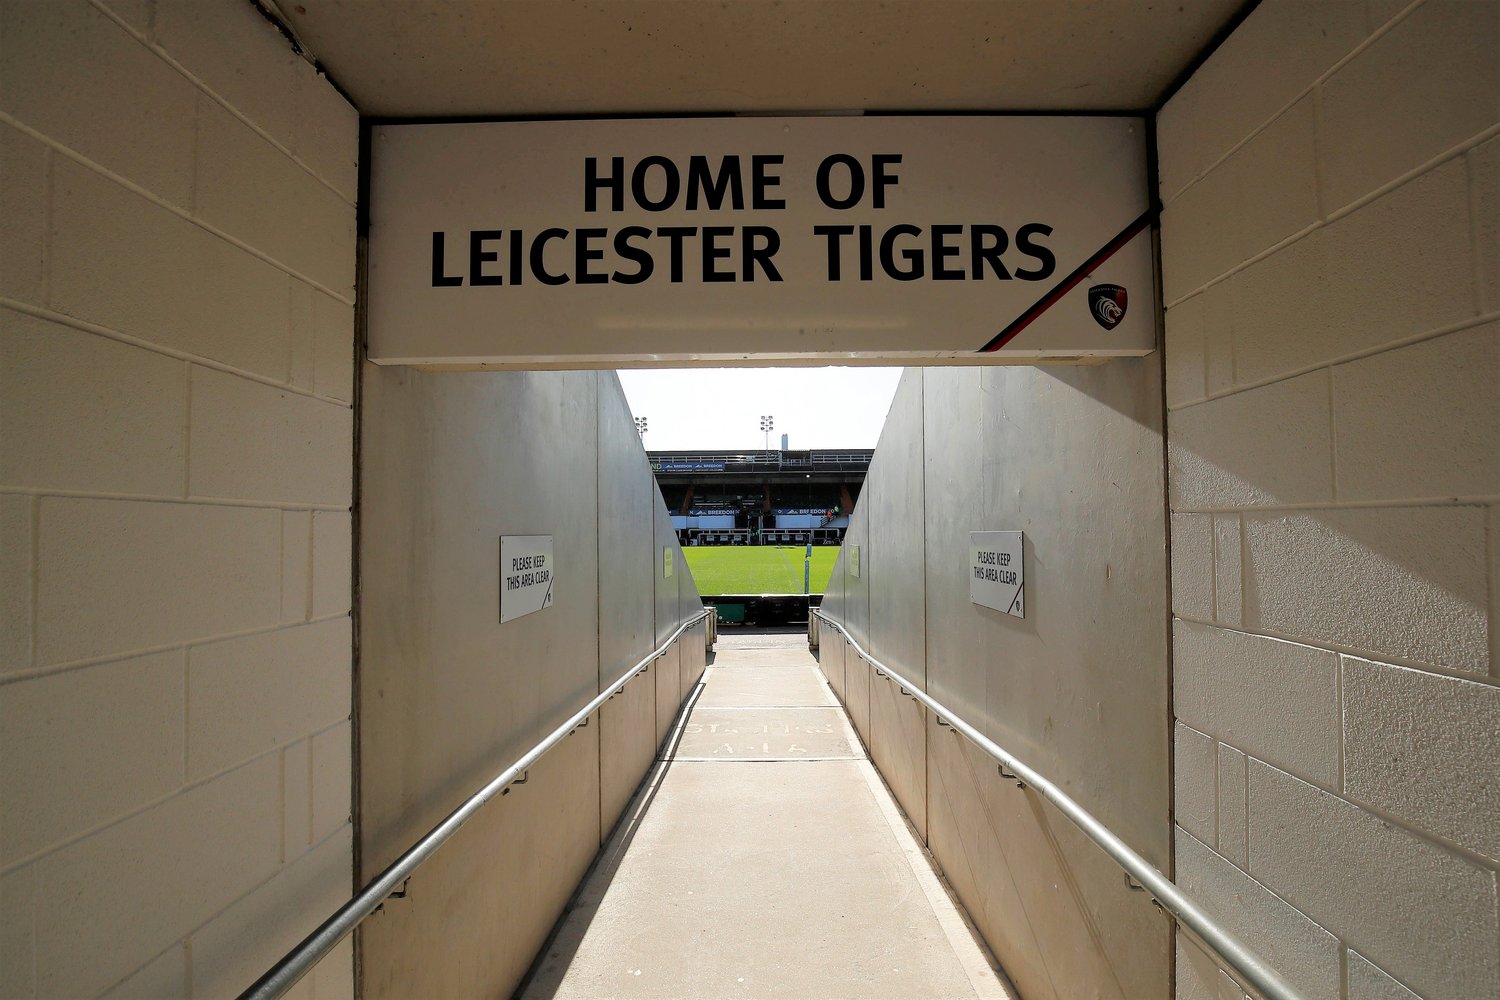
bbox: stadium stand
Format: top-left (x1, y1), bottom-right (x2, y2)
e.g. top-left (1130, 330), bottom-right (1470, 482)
top-left (648, 449), bottom-right (870, 546)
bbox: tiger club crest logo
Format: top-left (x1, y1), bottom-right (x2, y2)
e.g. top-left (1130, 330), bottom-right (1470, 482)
top-left (1088, 284), bottom-right (1127, 330)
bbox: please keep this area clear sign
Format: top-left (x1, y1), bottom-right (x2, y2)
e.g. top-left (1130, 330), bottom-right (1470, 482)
top-left (500, 535), bottom-right (554, 623)
top-left (368, 116), bottom-right (1155, 368)
top-left (971, 531), bottom-right (1024, 618)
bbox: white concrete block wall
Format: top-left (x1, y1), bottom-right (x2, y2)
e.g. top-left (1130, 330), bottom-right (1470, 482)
top-left (1159, 2), bottom-right (1499, 997)
top-left (0, 1), bottom-right (358, 997)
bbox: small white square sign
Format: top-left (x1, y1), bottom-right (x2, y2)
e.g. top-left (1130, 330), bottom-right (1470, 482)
top-left (970, 531), bottom-right (1024, 618)
top-left (848, 544), bottom-right (861, 579)
top-left (500, 535), bottom-right (554, 623)
top-left (664, 546), bottom-right (674, 578)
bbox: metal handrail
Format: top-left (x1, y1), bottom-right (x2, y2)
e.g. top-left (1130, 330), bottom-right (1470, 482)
top-left (811, 610), bottom-right (1307, 1000)
top-left (238, 608), bottom-right (713, 1000)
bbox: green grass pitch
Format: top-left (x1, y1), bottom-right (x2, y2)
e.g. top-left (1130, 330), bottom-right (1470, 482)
top-left (682, 545), bottom-right (841, 596)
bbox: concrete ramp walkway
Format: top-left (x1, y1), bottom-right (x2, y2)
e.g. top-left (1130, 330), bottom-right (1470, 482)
top-left (521, 634), bottom-right (1013, 1000)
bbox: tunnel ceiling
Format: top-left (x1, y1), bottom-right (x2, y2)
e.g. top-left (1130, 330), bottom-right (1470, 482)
top-left (272, 0), bottom-right (1245, 118)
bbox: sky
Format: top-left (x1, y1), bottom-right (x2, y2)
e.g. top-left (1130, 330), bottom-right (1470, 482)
top-left (617, 367), bottom-right (904, 451)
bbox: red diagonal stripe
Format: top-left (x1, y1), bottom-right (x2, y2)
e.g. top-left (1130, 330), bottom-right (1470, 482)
top-left (977, 209), bottom-right (1153, 354)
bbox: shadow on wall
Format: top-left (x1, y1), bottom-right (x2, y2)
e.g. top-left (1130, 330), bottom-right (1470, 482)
top-left (1162, 330), bottom-right (1495, 677)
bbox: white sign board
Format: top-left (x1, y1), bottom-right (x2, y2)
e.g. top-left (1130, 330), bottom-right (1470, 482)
top-left (369, 116), bottom-right (1154, 367)
top-left (500, 535), bottom-right (554, 623)
top-left (971, 531), bottom-right (1024, 618)
top-left (848, 545), bottom-right (861, 579)
top-left (664, 546), bottom-right (674, 578)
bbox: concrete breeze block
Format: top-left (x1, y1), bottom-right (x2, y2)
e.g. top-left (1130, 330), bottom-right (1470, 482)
top-left (0, 0), bottom-right (196, 208)
top-left (189, 366), bottom-right (353, 506)
top-left (187, 826), bottom-right (351, 1000)
top-left (1212, 515), bottom-right (1241, 626)
top-left (0, 494), bottom-right (32, 672)
top-left (1171, 513), bottom-right (1213, 620)
top-left (1161, 96), bottom-right (1318, 302)
top-left (1346, 951), bottom-right (1420, 1000)
top-left (1177, 829), bottom-right (1341, 1000)
top-left (1156, 0), bottom-right (1369, 203)
top-left (1342, 655), bottom-right (1500, 862)
top-left (292, 75), bottom-right (360, 204)
top-left (33, 754), bottom-right (281, 999)
top-left (1476, 135), bottom-right (1500, 314)
top-left (0, 123), bottom-right (46, 304)
top-left (93, 0), bottom-right (153, 34)
top-left (1173, 620), bottom-right (1339, 787)
top-left (1201, 280), bottom-right (1234, 395)
top-left (1493, 505), bottom-right (1500, 677)
top-left (0, 865), bottom-right (36, 999)
top-left (1332, 323), bottom-right (1500, 502)
top-left (1244, 505), bottom-right (1489, 674)
top-left (151, 0), bottom-right (308, 157)
top-left (311, 721), bottom-right (352, 843)
top-left (1174, 722), bottom-right (1217, 845)
top-left (1, 311), bottom-right (187, 496)
top-left (1167, 369), bottom-right (1333, 509)
top-left (308, 936), bottom-right (354, 1000)
top-left (282, 737), bottom-right (312, 861)
top-left (312, 291), bottom-right (355, 403)
top-left (153, 0), bottom-right (358, 201)
top-left (49, 158), bottom-right (292, 381)
top-left (186, 617), bottom-right (351, 780)
top-left (1, 650), bottom-right (185, 867)
top-left (1318, 0), bottom-right (1500, 214)
top-left (98, 943), bottom-right (188, 1000)
top-left (194, 97), bottom-right (356, 294)
top-left (1216, 743), bottom-right (1247, 867)
top-left (311, 510), bottom-right (352, 618)
top-left (289, 284), bottom-right (354, 401)
top-left (1247, 759), bottom-right (1499, 999)
top-left (1231, 158), bottom-right (1475, 384)
top-left (35, 497), bottom-right (281, 665)
top-left (1164, 293), bottom-right (1207, 409)
top-left (281, 510), bottom-right (312, 624)
top-left (288, 280), bottom-right (318, 392)
top-left (1176, 934), bottom-right (1246, 1000)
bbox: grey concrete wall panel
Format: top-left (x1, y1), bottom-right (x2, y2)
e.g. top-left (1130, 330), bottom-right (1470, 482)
top-left (653, 503), bottom-right (683, 742)
top-left (869, 670), bottom-right (928, 839)
top-left (654, 646), bottom-right (682, 747)
top-left (822, 361), bottom-right (1170, 1000)
top-left (359, 365), bottom-right (604, 1000)
top-left (821, 541), bottom-right (846, 623)
top-left (844, 647), bottom-right (872, 744)
top-left (917, 368), bottom-right (988, 723)
top-left (974, 362), bottom-right (1168, 863)
top-left (653, 497), bottom-right (683, 647)
top-left (818, 538), bottom-right (849, 699)
top-left (863, 369), bottom-right (929, 837)
top-left (360, 720), bottom-right (602, 999)
top-left (360, 365), bottom-right (706, 999)
top-left (820, 628), bottom-right (846, 701)
top-left (360, 365), bottom-right (602, 864)
top-left (924, 363), bottom-right (1169, 1000)
top-left (596, 372), bottom-right (656, 688)
top-left (677, 540), bottom-right (707, 695)
top-left (926, 721), bottom-right (1165, 1000)
top-left (599, 670), bottom-right (656, 837)
top-left (866, 369), bottom-right (928, 685)
top-left (595, 372), bottom-right (662, 836)
top-left (841, 502), bottom-right (871, 649)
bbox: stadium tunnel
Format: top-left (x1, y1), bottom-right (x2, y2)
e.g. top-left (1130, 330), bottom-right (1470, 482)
top-left (2, 3), bottom-right (1497, 1000)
